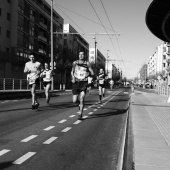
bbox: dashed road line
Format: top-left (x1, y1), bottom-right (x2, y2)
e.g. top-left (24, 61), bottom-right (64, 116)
top-left (21, 135), bottom-right (38, 142)
top-left (88, 112), bottom-right (93, 115)
top-left (93, 109), bottom-right (97, 112)
top-left (43, 126), bottom-right (55, 131)
top-left (82, 116), bottom-right (88, 119)
top-left (83, 108), bottom-right (87, 110)
top-left (43, 137), bottom-right (58, 144)
top-left (97, 107), bottom-right (101, 109)
top-left (1, 100), bottom-right (10, 103)
top-left (58, 119), bottom-right (67, 123)
top-left (0, 149), bottom-right (10, 156)
top-left (69, 115), bottom-right (76, 118)
top-left (61, 127), bottom-right (72, 132)
top-left (73, 120), bottom-right (81, 124)
top-left (13, 152), bottom-right (36, 165)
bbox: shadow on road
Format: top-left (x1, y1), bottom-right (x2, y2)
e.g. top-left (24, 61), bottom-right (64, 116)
top-left (0, 161), bottom-right (13, 170)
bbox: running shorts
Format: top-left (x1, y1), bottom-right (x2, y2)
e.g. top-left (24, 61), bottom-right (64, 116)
top-left (72, 81), bottom-right (88, 95)
top-left (98, 83), bottom-right (105, 88)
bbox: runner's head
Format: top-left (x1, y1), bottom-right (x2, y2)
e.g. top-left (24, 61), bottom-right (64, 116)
top-left (79, 51), bottom-right (85, 60)
top-left (29, 52), bottom-right (36, 62)
top-left (44, 62), bottom-right (49, 69)
top-left (99, 68), bottom-right (104, 73)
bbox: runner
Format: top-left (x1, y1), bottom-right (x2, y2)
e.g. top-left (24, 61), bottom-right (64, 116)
top-left (87, 75), bottom-right (93, 94)
top-left (41, 62), bottom-right (55, 104)
top-left (109, 79), bottom-right (114, 90)
top-left (97, 68), bottom-right (107, 103)
top-left (24, 52), bottom-right (43, 109)
top-left (71, 51), bottom-right (94, 120)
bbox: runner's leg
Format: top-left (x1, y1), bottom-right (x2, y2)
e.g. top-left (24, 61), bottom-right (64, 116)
top-left (45, 83), bottom-right (51, 103)
top-left (79, 91), bottom-right (86, 118)
top-left (98, 85), bottom-right (102, 102)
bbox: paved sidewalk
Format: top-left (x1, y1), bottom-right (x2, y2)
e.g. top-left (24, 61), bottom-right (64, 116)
top-left (131, 90), bottom-right (170, 170)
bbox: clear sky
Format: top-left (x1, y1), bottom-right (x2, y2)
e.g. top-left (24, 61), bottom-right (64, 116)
top-left (46, 0), bottom-right (163, 79)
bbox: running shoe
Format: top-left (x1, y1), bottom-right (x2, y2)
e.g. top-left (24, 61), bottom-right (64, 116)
top-left (78, 114), bottom-right (83, 120)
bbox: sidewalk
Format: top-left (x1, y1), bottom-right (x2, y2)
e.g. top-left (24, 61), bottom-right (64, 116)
top-left (131, 90), bottom-right (170, 170)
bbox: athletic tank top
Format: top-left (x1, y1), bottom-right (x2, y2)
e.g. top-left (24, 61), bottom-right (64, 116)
top-left (74, 60), bottom-right (89, 81)
top-left (98, 72), bottom-right (105, 84)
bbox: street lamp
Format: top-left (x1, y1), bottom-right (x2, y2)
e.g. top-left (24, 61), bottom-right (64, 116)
top-left (51, 0), bottom-right (54, 90)
top-left (92, 36), bottom-right (97, 75)
top-left (107, 50), bottom-right (109, 75)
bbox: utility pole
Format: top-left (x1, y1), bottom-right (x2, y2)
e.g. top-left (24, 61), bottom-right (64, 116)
top-left (92, 36), bottom-right (97, 76)
top-left (107, 50), bottom-right (109, 75)
top-left (51, 0), bottom-right (54, 90)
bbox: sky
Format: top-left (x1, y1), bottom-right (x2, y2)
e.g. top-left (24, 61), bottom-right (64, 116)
top-left (46, 0), bottom-right (163, 79)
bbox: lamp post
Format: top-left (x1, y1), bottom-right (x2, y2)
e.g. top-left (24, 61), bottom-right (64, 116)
top-left (107, 50), bottom-right (109, 76)
top-left (92, 36), bottom-right (97, 75)
top-left (51, 0), bottom-right (54, 90)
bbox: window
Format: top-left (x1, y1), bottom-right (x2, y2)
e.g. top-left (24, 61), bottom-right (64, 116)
top-left (6, 30), bottom-right (10, 38)
top-left (0, 27), bottom-right (1, 35)
top-left (163, 55), bottom-right (166, 60)
top-left (6, 48), bottom-right (10, 53)
top-left (0, 8), bottom-right (1, 16)
top-left (30, 9), bottom-right (35, 21)
top-left (64, 39), bottom-right (67, 46)
top-left (7, 13), bottom-right (10, 21)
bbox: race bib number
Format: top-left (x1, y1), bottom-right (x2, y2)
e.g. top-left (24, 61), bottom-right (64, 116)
top-left (74, 65), bottom-right (87, 80)
top-left (99, 79), bottom-right (104, 84)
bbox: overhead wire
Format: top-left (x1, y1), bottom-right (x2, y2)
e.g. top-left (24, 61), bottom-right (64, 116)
top-left (88, 0), bottom-right (119, 59)
top-left (99, 0), bottom-right (129, 72)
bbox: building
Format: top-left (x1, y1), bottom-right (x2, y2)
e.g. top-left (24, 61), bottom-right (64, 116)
top-left (147, 42), bottom-right (170, 77)
top-left (0, 0), bottom-right (64, 81)
top-left (89, 48), bottom-right (106, 74)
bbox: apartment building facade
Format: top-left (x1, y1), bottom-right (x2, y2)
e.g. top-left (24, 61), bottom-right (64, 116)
top-left (147, 42), bottom-right (170, 77)
top-left (0, 0), bottom-right (64, 81)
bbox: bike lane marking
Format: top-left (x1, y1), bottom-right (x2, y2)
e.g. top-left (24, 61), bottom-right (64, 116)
top-left (13, 152), bottom-right (36, 165)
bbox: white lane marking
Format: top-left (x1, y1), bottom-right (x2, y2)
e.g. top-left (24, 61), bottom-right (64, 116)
top-left (77, 111), bottom-right (80, 114)
top-left (58, 119), bottom-right (67, 123)
top-left (69, 115), bottom-right (76, 118)
top-left (13, 152), bottom-right (36, 164)
top-left (1, 100), bottom-right (10, 103)
top-left (73, 120), bottom-right (81, 124)
top-left (88, 105), bottom-right (92, 108)
top-left (83, 108), bottom-right (87, 110)
top-left (21, 135), bottom-right (37, 142)
top-left (43, 137), bottom-right (58, 144)
top-left (0, 149), bottom-right (10, 156)
top-left (100, 105), bottom-right (103, 106)
top-left (82, 116), bottom-right (88, 119)
top-left (13, 100), bottom-right (18, 102)
top-left (88, 112), bottom-right (93, 115)
top-left (97, 107), bottom-right (101, 109)
top-left (61, 127), bottom-right (72, 132)
top-left (43, 126), bottom-right (55, 131)
top-left (124, 92), bottom-right (128, 94)
top-left (93, 109), bottom-right (97, 111)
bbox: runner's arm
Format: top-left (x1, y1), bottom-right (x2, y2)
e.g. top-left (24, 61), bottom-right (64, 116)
top-left (24, 63), bottom-right (31, 73)
top-left (71, 61), bottom-right (76, 83)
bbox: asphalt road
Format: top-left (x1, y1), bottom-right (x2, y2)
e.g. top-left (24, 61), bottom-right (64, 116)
top-left (0, 88), bottom-right (131, 170)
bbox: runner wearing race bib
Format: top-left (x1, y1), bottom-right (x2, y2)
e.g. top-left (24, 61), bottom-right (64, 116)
top-left (71, 51), bottom-right (94, 120)
top-left (24, 53), bottom-right (43, 109)
top-left (41, 63), bottom-right (55, 104)
top-left (97, 68), bottom-right (107, 103)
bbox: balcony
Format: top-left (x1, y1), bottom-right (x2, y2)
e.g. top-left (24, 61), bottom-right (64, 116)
top-left (39, 21), bottom-right (47, 29)
top-left (38, 35), bottom-right (47, 42)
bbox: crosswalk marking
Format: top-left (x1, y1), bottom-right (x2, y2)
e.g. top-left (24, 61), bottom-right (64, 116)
top-left (88, 112), bottom-right (93, 115)
top-left (43, 126), bottom-right (55, 131)
top-left (58, 119), bottom-right (67, 123)
top-left (13, 152), bottom-right (36, 164)
top-left (93, 109), bottom-right (97, 111)
top-left (43, 137), bottom-right (58, 144)
top-left (0, 149), bottom-right (10, 156)
top-left (21, 135), bottom-right (37, 142)
top-left (61, 127), bottom-right (72, 132)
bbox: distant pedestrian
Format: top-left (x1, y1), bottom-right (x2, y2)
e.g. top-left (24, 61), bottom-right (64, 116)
top-left (97, 68), bottom-right (107, 103)
top-left (24, 53), bottom-right (43, 109)
top-left (71, 51), bottom-right (94, 120)
top-left (109, 79), bottom-right (114, 90)
top-left (41, 63), bottom-right (55, 104)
